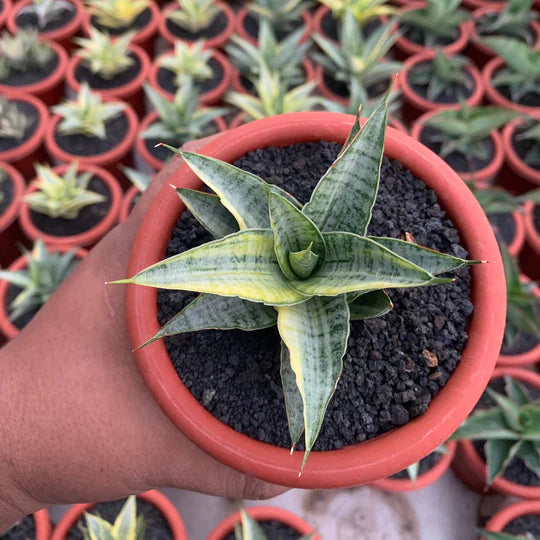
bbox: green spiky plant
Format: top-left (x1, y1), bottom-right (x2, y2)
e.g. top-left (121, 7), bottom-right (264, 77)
top-left (407, 51), bottom-right (473, 103)
top-left (475, 0), bottom-right (537, 45)
top-left (478, 530), bottom-right (535, 540)
top-left (86, 0), bottom-right (150, 29)
top-left (52, 82), bottom-right (126, 139)
top-left (313, 13), bottom-right (401, 100)
top-left (400, 0), bottom-right (469, 48)
top-left (0, 97), bottom-right (30, 141)
top-left (121, 166), bottom-right (151, 193)
top-left (158, 40), bottom-right (213, 88)
top-left (318, 0), bottom-right (396, 26)
top-left (142, 82), bottom-right (228, 146)
top-left (513, 119), bottom-right (540, 169)
top-left (24, 162), bottom-right (106, 219)
top-left (247, 0), bottom-right (314, 32)
top-left (401, 444), bottom-right (449, 483)
top-left (468, 182), bottom-right (540, 217)
top-left (451, 375), bottom-right (540, 485)
top-left (226, 21), bottom-right (311, 87)
top-left (18, 0), bottom-right (75, 30)
top-left (0, 240), bottom-right (78, 322)
top-left (234, 509), bottom-right (315, 540)
top-left (81, 496), bottom-right (146, 540)
top-left (74, 28), bottom-right (135, 80)
top-left (166, 0), bottom-right (221, 33)
top-left (112, 89), bottom-right (481, 468)
top-left (0, 30), bottom-right (55, 81)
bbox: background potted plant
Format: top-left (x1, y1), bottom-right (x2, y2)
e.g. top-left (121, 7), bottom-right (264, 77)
top-left (119, 167), bottom-right (151, 223)
top-left (0, 161), bottom-right (25, 267)
top-left (1, 509), bottom-right (52, 540)
top-left (481, 500), bottom-right (540, 539)
top-left (523, 200), bottom-right (540, 280)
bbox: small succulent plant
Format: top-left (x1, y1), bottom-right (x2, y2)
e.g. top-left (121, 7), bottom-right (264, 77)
top-left (74, 28), bottom-right (134, 80)
top-left (408, 51), bottom-right (473, 103)
top-left (0, 240), bottom-right (79, 322)
top-left (113, 89), bottom-right (480, 467)
top-left (0, 98), bottom-right (31, 141)
top-left (469, 182), bottom-right (540, 216)
top-left (158, 41), bottom-right (213, 88)
top-left (479, 530), bottom-right (535, 540)
top-left (18, 0), bottom-right (75, 30)
top-left (234, 509), bottom-right (315, 540)
top-left (81, 496), bottom-right (146, 540)
top-left (313, 13), bottom-right (401, 98)
top-left (247, 0), bottom-right (314, 32)
top-left (142, 82), bottom-right (228, 145)
top-left (514, 119), bottom-right (540, 168)
top-left (226, 20), bottom-right (310, 87)
top-left (400, 0), bottom-right (469, 48)
top-left (166, 0), bottom-right (221, 33)
top-left (318, 0), bottom-right (396, 26)
top-left (0, 30), bottom-right (55, 81)
top-left (121, 166), bottom-right (151, 193)
top-left (86, 0), bottom-right (150, 29)
top-left (24, 162), bottom-right (106, 219)
top-left (402, 444), bottom-right (449, 483)
top-left (52, 82), bottom-right (126, 139)
top-left (452, 376), bottom-right (540, 485)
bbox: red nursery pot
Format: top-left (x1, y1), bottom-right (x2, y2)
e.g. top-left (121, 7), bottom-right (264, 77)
top-left (400, 51), bottom-right (484, 125)
top-left (119, 185), bottom-right (140, 223)
top-left (0, 161), bottom-right (25, 267)
top-left (8, 0), bottom-right (84, 52)
top-left (452, 367), bottom-right (540, 498)
top-left (51, 490), bottom-right (187, 540)
top-left (34, 509), bottom-right (51, 540)
top-left (124, 112), bottom-right (505, 488)
top-left (522, 201), bottom-right (540, 281)
top-left (136, 111), bottom-right (228, 171)
top-left (371, 440), bottom-right (457, 492)
top-left (0, 92), bottom-right (49, 180)
top-left (159, 1), bottom-right (235, 50)
top-left (483, 500), bottom-right (540, 538)
top-left (66, 44), bottom-right (150, 117)
top-left (0, 0), bottom-right (11, 29)
top-left (148, 49), bottom-right (231, 105)
top-left (19, 164), bottom-right (122, 249)
top-left (0, 245), bottom-right (87, 340)
top-left (411, 109), bottom-right (505, 184)
top-left (206, 506), bottom-right (319, 540)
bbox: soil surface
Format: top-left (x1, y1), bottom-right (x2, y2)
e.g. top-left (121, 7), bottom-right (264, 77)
top-left (400, 22), bottom-right (457, 47)
top-left (0, 515), bottom-right (35, 540)
top-left (75, 52), bottom-right (141, 90)
top-left (0, 172), bottom-right (14, 217)
top-left (91, 8), bottom-right (151, 36)
top-left (488, 212), bottom-right (515, 247)
top-left (165, 9), bottom-right (227, 41)
top-left (157, 141), bottom-right (473, 451)
top-left (16, 1), bottom-right (76, 32)
top-left (0, 100), bottom-right (38, 154)
top-left (476, 13), bottom-right (537, 46)
top-left (222, 520), bottom-right (302, 540)
top-left (390, 449), bottom-right (443, 480)
top-left (65, 499), bottom-right (172, 540)
top-left (500, 300), bottom-right (540, 356)
top-left (497, 81), bottom-right (540, 108)
top-left (512, 126), bottom-right (540, 172)
top-left (322, 71), bottom-right (391, 100)
top-left (535, 204), bottom-right (540, 233)
top-left (243, 11), bottom-right (304, 41)
top-left (503, 514), bottom-right (540, 536)
top-left (0, 52), bottom-right (58, 87)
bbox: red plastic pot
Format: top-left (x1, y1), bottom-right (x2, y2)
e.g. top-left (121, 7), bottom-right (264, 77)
top-left (148, 49), bottom-right (231, 106)
top-left (66, 44), bottom-right (150, 117)
top-left (522, 201), bottom-right (540, 281)
top-left (400, 51), bottom-right (484, 125)
top-left (124, 112), bottom-right (505, 488)
top-left (235, 8), bottom-right (312, 46)
top-left (136, 111), bottom-right (228, 171)
top-left (8, 0), bottom-right (84, 52)
top-left (0, 92), bottom-right (49, 180)
top-left (206, 506), bottom-right (319, 540)
top-left (452, 367), bottom-right (540, 498)
top-left (0, 245), bottom-right (87, 340)
top-left (119, 185), bottom-right (140, 223)
top-left (0, 0), bottom-right (11, 29)
top-left (411, 109), bottom-right (505, 184)
top-left (34, 509), bottom-right (52, 540)
top-left (483, 500), bottom-right (540, 538)
top-left (159, 1), bottom-right (235, 50)
top-left (19, 164), bottom-right (122, 249)
top-left (51, 490), bottom-right (187, 540)
top-left (371, 440), bottom-right (457, 492)
top-left (0, 161), bottom-right (25, 268)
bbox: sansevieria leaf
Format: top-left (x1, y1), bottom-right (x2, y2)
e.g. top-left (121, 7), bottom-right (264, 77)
top-left (236, 510), bottom-right (268, 540)
top-left (111, 496), bottom-right (137, 540)
top-left (478, 531), bottom-right (533, 540)
top-left (280, 343), bottom-right (305, 448)
top-left (349, 290), bottom-right (393, 320)
top-left (84, 515), bottom-right (115, 540)
top-left (486, 439), bottom-right (522, 484)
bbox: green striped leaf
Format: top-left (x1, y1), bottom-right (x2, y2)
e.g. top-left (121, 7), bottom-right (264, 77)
top-left (303, 90), bottom-right (388, 235)
top-left (349, 290), bottom-right (393, 320)
top-left (280, 343), bottom-right (305, 448)
top-left (451, 408), bottom-right (521, 441)
top-left (111, 496), bottom-right (137, 540)
top-left (112, 230), bottom-right (308, 306)
top-left (369, 237), bottom-right (482, 274)
top-left (268, 191), bottom-right (325, 280)
top-left (517, 440), bottom-right (540, 477)
top-left (478, 530), bottom-right (532, 540)
top-left (277, 295), bottom-right (350, 469)
top-left (84, 514), bottom-right (115, 540)
top-left (486, 439), bottom-right (522, 484)
top-left (290, 232), bottom-right (449, 297)
top-left (176, 188), bottom-right (239, 239)
top-left (237, 510), bottom-right (267, 540)
top-left (138, 294), bottom-right (277, 348)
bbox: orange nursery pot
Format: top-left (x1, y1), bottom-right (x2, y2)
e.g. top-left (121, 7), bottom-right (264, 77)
top-left (51, 490), bottom-right (187, 540)
top-left (19, 164), bottom-right (122, 249)
top-left (482, 500), bottom-right (540, 539)
top-left (206, 506), bottom-right (319, 540)
top-left (0, 161), bottom-right (25, 267)
top-left (372, 440), bottom-right (456, 492)
top-left (0, 0), bottom-right (11, 29)
top-left (522, 201), bottom-right (540, 281)
top-left (123, 112), bottom-right (505, 489)
top-left (452, 367), bottom-right (540, 499)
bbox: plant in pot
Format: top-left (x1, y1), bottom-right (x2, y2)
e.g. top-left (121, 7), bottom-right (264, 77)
top-left (8, 0), bottom-right (83, 52)
top-left (312, 13), bottom-right (401, 106)
top-left (159, 0), bottom-right (235, 51)
top-left (51, 491), bottom-right (187, 540)
top-left (45, 83), bottom-right (138, 179)
top-left (0, 93), bottom-right (48, 180)
top-left (481, 500), bottom-right (540, 540)
top-left (138, 82), bottom-right (228, 172)
top-left (400, 50), bottom-right (484, 124)
top-left (0, 161), bottom-right (25, 267)
top-left (0, 29), bottom-right (67, 106)
top-left (0, 510), bottom-right (52, 540)
top-left (67, 28), bottom-right (150, 117)
top-left (0, 239), bottom-right (86, 340)
top-left (119, 167), bottom-right (151, 223)
top-left (411, 103), bottom-right (519, 183)
top-left (19, 161), bottom-right (122, 248)
top-left (149, 40), bottom-right (231, 106)
top-left (522, 198), bottom-right (540, 281)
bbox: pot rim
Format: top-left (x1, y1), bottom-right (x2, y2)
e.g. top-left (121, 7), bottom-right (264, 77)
top-left (34, 509), bottom-right (52, 540)
top-left (0, 0), bottom-right (12, 27)
top-left (119, 185), bottom-right (140, 223)
top-left (523, 200), bottom-right (540, 255)
top-left (124, 111), bottom-right (505, 488)
top-left (483, 500), bottom-right (540, 535)
top-left (0, 161), bottom-right (25, 234)
top-left (503, 119), bottom-right (540, 187)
